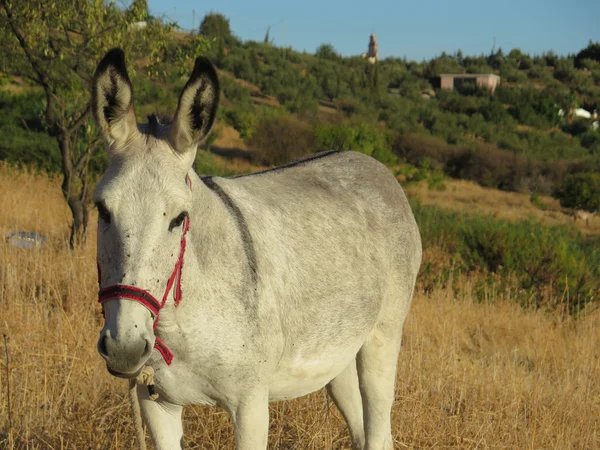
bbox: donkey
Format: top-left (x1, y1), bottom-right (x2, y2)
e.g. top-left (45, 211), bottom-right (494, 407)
top-left (92, 48), bottom-right (422, 450)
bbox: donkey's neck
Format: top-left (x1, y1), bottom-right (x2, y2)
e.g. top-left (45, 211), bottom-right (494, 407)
top-left (186, 171), bottom-right (258, 295)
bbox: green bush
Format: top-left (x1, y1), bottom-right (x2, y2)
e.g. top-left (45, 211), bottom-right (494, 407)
top-left (0, 91), bottom-right (60, 172)
top-left (412, 201), bottom-right (599, 310)
top-left (249, 114), bottom-right (315, 166)
top-left (580, 132), bottom-right (600, 154)
top-left (221, 107), bottom-right (257, 140)
top-left (555, 172), bottom-right (600, 211)
top-left (220, 76), bottom-right (252, 105)
top-left (314, 121), bottom-right (396, 166)
top-left (405, 158), bottom-right (446, 190)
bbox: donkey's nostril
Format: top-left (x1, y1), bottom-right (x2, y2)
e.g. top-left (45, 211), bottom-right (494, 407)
top-left (98, 335), bottom-right (109, 357)
top-left (142, 338), bottom-right (153, 358)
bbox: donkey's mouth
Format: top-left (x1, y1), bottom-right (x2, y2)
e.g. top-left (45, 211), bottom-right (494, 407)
top-left (107, 364), bottom-right (143, 379)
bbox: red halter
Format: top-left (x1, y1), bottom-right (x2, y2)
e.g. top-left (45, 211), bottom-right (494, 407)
top-left (97, 176), bottom-right (192, 365)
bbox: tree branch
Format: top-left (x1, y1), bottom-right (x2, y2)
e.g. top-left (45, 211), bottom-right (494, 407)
top-left (67, 103), bottom-right (91, 135)
top-left (1, 0), bottom-right (47, 85)
top-left (73, 138), bottom-right (101, 174)
top-left (1, 0), bottom-right (57, 125)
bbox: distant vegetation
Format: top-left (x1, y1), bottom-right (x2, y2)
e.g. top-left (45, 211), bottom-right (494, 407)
top-left (2, 10), bottom-right (599, 207)
top-left (413, 200), bottom-right (600, 311)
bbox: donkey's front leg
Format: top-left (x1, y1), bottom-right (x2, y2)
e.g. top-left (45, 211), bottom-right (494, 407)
top-left (137, 385), bottom-right (184, 450)
top-left (230, 390), bottom-right (270, 449)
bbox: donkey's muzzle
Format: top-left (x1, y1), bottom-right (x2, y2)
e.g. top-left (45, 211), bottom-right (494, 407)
top-left (97, 331), bottom-right (153, 377)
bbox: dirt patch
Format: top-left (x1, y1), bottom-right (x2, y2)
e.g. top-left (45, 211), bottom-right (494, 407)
top-left (251, 92), bottom-right (280, 107)
top-left (213, 123), bottom-right (248, 152)
top-left (217, 70), bottom-right (261, 94)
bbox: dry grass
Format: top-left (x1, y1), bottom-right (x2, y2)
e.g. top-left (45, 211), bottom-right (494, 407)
top-left (212, 125), bottom-right (249, 153)
top-left (1, 163), bottom-right (599, 449)
top-left (406, 178), bottom-right (600, 235)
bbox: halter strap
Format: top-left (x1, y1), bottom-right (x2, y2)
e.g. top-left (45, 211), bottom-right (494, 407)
top-left (97, 175), bottom-right (192, 365)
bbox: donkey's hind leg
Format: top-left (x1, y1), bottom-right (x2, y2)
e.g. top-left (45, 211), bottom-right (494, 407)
top-left (326, 359), bottom-right (365, 450)
top-left (356, 325), bottom-right (404, 450)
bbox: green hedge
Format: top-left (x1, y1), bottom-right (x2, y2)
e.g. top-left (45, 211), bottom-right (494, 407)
top-left (412, 200), bottom-right (599, 311)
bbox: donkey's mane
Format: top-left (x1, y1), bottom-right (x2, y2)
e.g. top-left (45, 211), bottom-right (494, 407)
top-left (147, 112), bottom-right (173, 138)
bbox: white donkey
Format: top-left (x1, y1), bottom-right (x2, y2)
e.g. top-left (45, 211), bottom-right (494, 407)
top-left (92, 48), bottom-right (422, 450)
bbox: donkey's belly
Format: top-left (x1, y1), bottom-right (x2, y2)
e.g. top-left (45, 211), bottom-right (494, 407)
top-left (268, 336), bottom-right (365, 401)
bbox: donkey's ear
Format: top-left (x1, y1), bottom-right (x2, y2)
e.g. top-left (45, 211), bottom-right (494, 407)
top-left (170, 57), bottom-right (220, 154)
top-left (92, 48), bottom-right (137, 148)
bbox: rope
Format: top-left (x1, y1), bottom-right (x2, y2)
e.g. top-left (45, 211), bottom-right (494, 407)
top-left (129, 365), bottom-right (159, 450)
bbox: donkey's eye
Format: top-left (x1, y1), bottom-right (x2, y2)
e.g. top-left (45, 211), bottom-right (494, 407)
top-left (96, 202), bottom-right (111, 224)
top-left (169, 212), bottom-right (188, 231)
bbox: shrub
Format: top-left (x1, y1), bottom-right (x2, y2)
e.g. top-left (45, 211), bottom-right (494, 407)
top-left (220, 77), bottom-right (252, 105)
top-left (249, 114), bottom-right (315, 166)
top-left (221, 107), bottom-right (257, 140)
top-left (406, 158), bottom-right (447, 190)
top-left (562, 118), bottom-right (592, 137)
top-left (555, 172), bottom-right (600, 211)
top-left (580, 132), bottom-right (600, 154)
top-left (393, 134), bottom-right (571, 194)
top-left (314, 121), bottom-right (397, 166)
top-left (411, 201), bottom-right (599, 310)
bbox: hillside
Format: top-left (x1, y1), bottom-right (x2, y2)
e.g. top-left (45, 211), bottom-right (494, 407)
top-left (2, 28), bottom-right (599, 213)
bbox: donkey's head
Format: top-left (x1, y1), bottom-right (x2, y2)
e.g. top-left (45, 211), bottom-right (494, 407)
top-left (92, 49), bottom-right (219, 377)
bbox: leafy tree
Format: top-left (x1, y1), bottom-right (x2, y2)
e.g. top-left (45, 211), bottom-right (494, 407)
top-left (554, 59), bottom-right (576, 83)
top-left (249, 49), bottom-right (262, 76)
top-left (315, 43), bottom-right (339, 61)
top-left (424, 52), bottom-right (463, 77)
top-left (507, 48), bottom-right (532, 70)
top-left (199, 12), bottom-right (238, 67)
top-left (542, 51), bottom-right (559, 67)
top-left (0, 0), bottom-right (207, 246)
top-left (250, 114), bottom-right (315, 166)
top-left (580, 132), bottom-right (600, 154)
top-left (199, 12), bottom-right (232, 42)
top-left (555, 172), bottom-right (600, 211)
top-left (314, 121), bottom-right (395, 164)
top-left (487, 47), bottom-right (504, 70)
top-left (574, 41), bottom-right (600, 69)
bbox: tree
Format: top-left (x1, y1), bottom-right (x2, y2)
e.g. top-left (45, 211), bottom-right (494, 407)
top-left (315, 43), bottom-right (339, 61)
top-left (574, 41), bottom-right (600, 69)
top-left (0, 0), bottom-right (207, 247)
top-left (555, 173), bottom-right (600, 212)
top-left (199, 12), bottom-right (236, 67)
top-left (199, 12), bottom-right (232, 41)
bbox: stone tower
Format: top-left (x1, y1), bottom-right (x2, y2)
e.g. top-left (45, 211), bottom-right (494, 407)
top-left (368, 33), bottom-right (379, 63)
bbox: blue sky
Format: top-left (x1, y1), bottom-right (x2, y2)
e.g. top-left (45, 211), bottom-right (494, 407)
top-left (148, 0), bottom-right (599, 61)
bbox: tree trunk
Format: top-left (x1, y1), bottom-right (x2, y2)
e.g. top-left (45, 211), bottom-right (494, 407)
top-left (67, 195), bottom-right (88, 248)
top-left (58, 132), bottom-right (89, 248)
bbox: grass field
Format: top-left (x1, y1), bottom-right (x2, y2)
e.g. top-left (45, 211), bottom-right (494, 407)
top-left (1, 162), bottom-right (599, 449)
